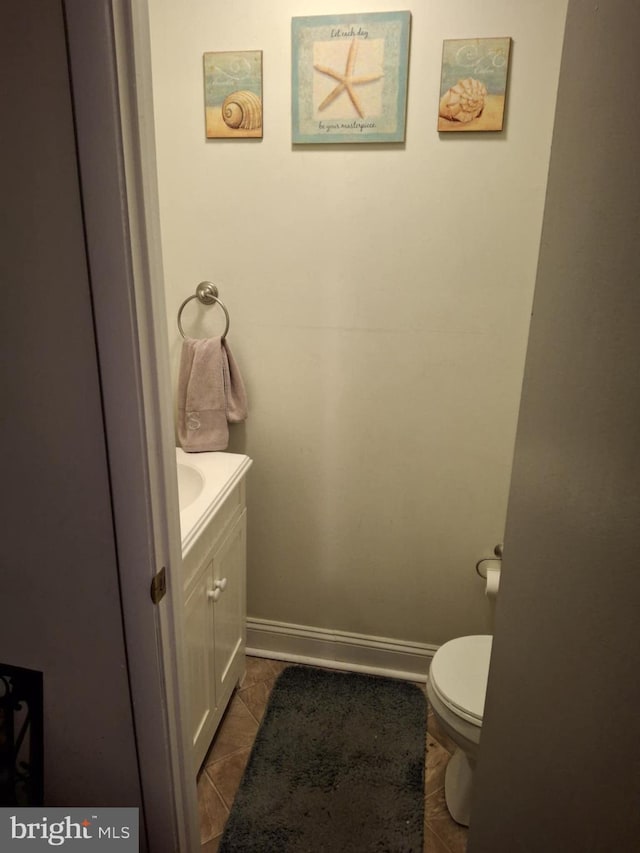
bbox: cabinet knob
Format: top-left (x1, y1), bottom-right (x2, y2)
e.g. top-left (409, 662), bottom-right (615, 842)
top-left (207, 578), bottom-right (228, 602)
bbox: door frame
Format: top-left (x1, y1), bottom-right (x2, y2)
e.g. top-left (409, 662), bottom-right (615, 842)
top-left (64, 1), bottom-right (198, 849)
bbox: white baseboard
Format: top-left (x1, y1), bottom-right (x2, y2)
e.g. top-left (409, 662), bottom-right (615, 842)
top-left (246, 618), bottom-right (436, 682)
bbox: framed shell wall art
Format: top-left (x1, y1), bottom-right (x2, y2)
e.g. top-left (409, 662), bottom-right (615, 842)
top-left (438, 37), bottom-right (511, 132)
top-left (291, 11), bottom-right (411, 144)
top-left (203, 50), bottom-right (263, 139)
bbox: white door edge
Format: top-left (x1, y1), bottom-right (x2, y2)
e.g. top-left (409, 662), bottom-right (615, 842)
top-left (65, 0), bottom-right (199, 849)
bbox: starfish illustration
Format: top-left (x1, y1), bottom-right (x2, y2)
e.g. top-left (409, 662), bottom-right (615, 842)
top-left (314, 39), bottom-right (383, 118)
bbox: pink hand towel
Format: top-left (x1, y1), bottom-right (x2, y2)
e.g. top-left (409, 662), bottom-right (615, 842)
top-left (178, 337), bottom-right (248, 452)
top-left (222, 339), bottom-right (248, 424)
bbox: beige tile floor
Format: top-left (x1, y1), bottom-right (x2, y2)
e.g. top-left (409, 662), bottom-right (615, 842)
top-left (198, 657), bottom-right (468, 853)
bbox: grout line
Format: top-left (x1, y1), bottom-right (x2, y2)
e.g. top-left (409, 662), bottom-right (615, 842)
top-left (426, 784), bottom-right (446, 801)
top-left (206, 768), bottom-right (235, 813)
top-left (204, 743), bottom-right (251, 769)
top-left (426, 819), bottom-right (459, 853)
top-left (236, 689), bottom-right (263, 726)
top-left (425, 821), bottom-right (456, 853)
top-left (199, 772), bottom-right (229, 846)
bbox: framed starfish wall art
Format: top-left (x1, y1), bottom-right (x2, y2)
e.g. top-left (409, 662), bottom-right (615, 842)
top-left (292, 11), bottom-right (411, 144)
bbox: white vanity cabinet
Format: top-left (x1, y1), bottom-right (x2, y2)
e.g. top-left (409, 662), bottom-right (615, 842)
top-left (177, 449), bottom-right (251, 771)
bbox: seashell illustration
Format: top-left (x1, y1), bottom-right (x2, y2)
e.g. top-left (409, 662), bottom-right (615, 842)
top-left (439, 77), bottom-right (488, 123)
top-left (221, 90), bottom-right (262, 131)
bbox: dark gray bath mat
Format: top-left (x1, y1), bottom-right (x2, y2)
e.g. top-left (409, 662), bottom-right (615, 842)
top-left (219, 665), bottom-right (427, 852)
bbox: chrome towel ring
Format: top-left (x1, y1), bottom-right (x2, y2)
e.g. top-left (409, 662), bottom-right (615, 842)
top-left (177, 281), bottom-right (230, 340)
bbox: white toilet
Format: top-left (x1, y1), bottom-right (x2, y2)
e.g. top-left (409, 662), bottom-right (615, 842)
top-left (426, 634), bottom-right (493, 826)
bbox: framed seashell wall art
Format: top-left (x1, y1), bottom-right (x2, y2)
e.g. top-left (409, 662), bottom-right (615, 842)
top-left (291, 11), bottom-right (411, 144)
top-left (203, 50), bottom-right (263, 138)
top-left (438, 37), bottom-right (511, 132)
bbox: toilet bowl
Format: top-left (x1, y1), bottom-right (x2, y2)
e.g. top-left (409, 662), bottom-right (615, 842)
top-left (426, 635), bottom-right (492, 826)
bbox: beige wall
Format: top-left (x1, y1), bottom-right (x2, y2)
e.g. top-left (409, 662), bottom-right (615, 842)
top-left (148, 0), bottom-right (567, 645)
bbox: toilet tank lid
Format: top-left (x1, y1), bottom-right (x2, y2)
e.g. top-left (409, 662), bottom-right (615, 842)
top-left (429, 635), bottom-right (493, 724)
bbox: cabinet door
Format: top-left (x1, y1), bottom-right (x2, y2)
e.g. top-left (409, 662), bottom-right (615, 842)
top-left (212, 510), bottom-right (247, 710)
top-left (184, 565), bottom-right (215, 765)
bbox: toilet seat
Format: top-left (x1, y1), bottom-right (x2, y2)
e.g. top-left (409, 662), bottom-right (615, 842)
top-left (429, 635), bottom-right (492, 727)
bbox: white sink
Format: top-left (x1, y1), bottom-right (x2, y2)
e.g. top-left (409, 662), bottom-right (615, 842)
top-left (175, 447), bottom-right (252, 553)
top-left (176, 462), bottom-right (204, 510)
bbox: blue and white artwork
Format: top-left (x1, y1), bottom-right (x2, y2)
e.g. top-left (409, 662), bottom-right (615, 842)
top-left (204, 50), bottom-right (263, 139)
top-left (438, 38), bottom-right (511, 132)
top-left (292, 11), bottom-right (411, 144)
